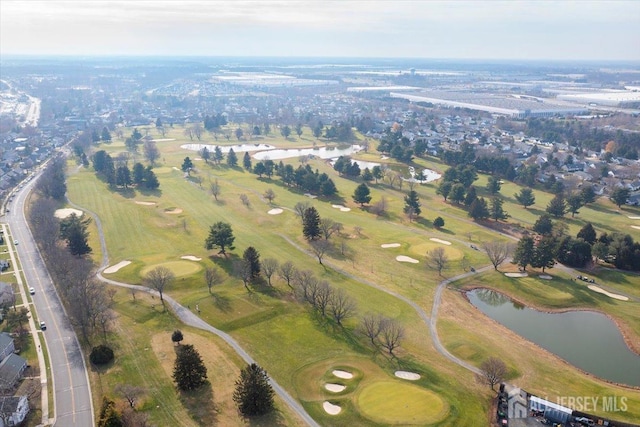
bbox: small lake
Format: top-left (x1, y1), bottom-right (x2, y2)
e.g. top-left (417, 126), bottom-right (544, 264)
top-left (467, 288), bottom-right (640, 387)
top-left (181, 143), bottom-right (275, 153)
top-left (252, 145), bottom-right (364, 160)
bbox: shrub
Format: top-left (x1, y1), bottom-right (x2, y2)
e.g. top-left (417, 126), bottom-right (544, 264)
top-left (90, 345), bottom-right (114, 365)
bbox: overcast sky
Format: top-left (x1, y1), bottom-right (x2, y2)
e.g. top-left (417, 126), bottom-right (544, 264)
top-left (1, 0), bottom-right (638, 60)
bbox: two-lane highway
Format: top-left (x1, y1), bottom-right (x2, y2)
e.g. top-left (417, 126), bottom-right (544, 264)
top-left (4, 175), bottom-right (94, 427)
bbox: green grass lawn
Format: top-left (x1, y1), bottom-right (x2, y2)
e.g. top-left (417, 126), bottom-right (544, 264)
top-left (63, 126), bottom-right (640, 425)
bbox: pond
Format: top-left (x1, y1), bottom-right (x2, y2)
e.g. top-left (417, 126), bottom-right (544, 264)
top-left (252, 144), bottom-right (364, 160)
top-left (181, 143), bottom-right (275, 153)
top-left (467, 288), bottom-right (640, 387)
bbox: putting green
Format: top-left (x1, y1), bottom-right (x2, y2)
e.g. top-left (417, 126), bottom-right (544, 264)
top-left (357, 381), bottom-right (448, 425)
top-left (410, 242), bottom-right (463, 261)
top-left (140, 260), bottom-right (202, 278)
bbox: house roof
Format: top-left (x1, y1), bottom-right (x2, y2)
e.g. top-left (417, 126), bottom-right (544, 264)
top-left (0, 353), bottom-right (26, 389)
top-left (0, 395), bottom-right (26, 413)
top-left (0, 332), bottom-right (13, 353)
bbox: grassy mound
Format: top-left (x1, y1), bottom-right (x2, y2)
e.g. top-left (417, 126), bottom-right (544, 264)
top-left (140, 260), bottom-right (202, 278)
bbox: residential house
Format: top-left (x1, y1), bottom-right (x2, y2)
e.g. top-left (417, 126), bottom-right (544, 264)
top-left (0, 395), bottom-right (29, 427)
top-left (0, 334), bottom-right (15, 362)
top-left (0, 354), bottom-right (27, 392)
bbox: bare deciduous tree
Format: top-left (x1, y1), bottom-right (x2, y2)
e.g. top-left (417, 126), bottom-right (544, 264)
top-left (278, 261), bottom-right (297, 290)
top-left (293, 270), bottom-right (317, 303)
top-left (319, 218), bottom-right (343, 240)
top-left (360, 313), bottom-right (385, 347)
top-left (143, 140), bottom-right (160, 165)
top-left (294, 201), bottom-right (312, 221)
top-left (263, 188), bottom-right (276, 204)
top-left (115, 384), bottom-right (145, 408)
top-left (144, 266), bottom-right (174, 303)
top-left (371, 196), bottom-right (388, 217)
top-left (239, 194), bottom-right (250, 207)
top-left (233, 259), bottom-right (252, 291)
top-left (482, 241), bottom-right (512, 271)
top-left (260, 258), bottom-right (279, 286)
top-left (313, 281), bottom-right (333, 316)
top-left (310, 239), bottom-right (331, 265)
top-left (477, 357), bottom-right (507, 391)
top-left (210, 179), bottom-right (221, 201)
top-left (379, 318), bottom-right (404, 357)
top-left (329, 289), bottom-right (357, 326)
top-left (426, 247), bottom-right (449, 276)
top-left (205, 267), bottom-right (224, 294)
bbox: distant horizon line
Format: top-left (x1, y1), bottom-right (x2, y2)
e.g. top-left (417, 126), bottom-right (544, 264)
top-left (1, 53), bottom-right (639, 64)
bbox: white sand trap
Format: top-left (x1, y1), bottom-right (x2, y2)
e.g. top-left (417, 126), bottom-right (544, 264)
top-left (165, 208), bottom-right (183, 214)
top-left (332, 204), bottom-right (345, 209)
top-left (172, 167), bottom-right (180, 171)
top-left (628, 216), bottom-right (640, 219)
top-left (339, 207), bottom-right (351, 212)
top-left (396, 255), bottom-right (419, 264)
top-left (323, 401), bottom-right (341, 415)
top-left (631, 225), bottom-right (640, 230)
top-left (505, 272), bottom-right (528, 278)
top-left (588, 285), bottom-right (629, 301)
top-left (381, 243), bottom-right (401, 248)
top-left (325, 383), bottom-right (346, 392)
top-left (151, 138), bottom-right (175, 142)
top-left (135, 201), bottom-right (156, 206)
top-left (395, 371), bottom-right (421, 380)
top-left (304, 193), bottom-right (317, 199)
top-left (54, 208), bottom-right (83, 219)
top-left (332, 370), bottom-right (353, 379)
top-left (539, 274), bottom-right (553, 280)
top-left (268, 208), bottom-right (284, 215)
top-left (181, 256), bottom-right (202, 261)
top-left (430, 238), bottom-right (452, 245)
top-left (104, 261), bottom-right (131, 274)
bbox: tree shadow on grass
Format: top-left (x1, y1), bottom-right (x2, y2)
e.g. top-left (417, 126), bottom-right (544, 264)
top-left (212, 293), bottom-right (232, 313)
top-left (246, 409), bottom-right (289, 427)
top-left (179, 382), bottom-right (218, 425)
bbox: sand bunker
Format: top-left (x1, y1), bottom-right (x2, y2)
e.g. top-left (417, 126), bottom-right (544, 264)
top-left (332, 370), bottom-right (353, 379)
top-left (588, 285), bottom-right (629, 301)
top-left (325, 383), bottom-right (346, 392)
top-left (104, 261), bottom-right (131, 274)
top-left (323, 401), bottom-right (341, 415)
top-left (135, 201), bottom-right (156, 206)
top-left (429, 238), bottom-right (451, 245)
top-left (381, 243), bottom-right (401, 248)
top-left (539, 274), bottom-right (553, 280)
top-left (151, 138), bottom-right (175, 142)
top-left (181, 256), bottom-right (202, 261)
top-left (628, 216), bottom-right (640, 219)
top-left (304, 193), bottom-right (317, 199)
top-left (54, 208), bottom-right (83, 219)
top-left (505, 272), bottom-right (528, 278)
top-left (165, 208), bottom-right (183, 214)
top-left (396, 255), bottom-right (419, 264)
top-left (631, 225), bottom-right (640, 230)
top-left (395, 371), bottom-right (421, 380)
top-left (332, 204), bottom-right (345, 209)
top-left (268, 208), bottom-right (283, 215)
top-left (340, 207), bottom-right (351, 212)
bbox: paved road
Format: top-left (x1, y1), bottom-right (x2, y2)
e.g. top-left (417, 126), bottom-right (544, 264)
top-left (5, 174), bottom-right (94, 427)
top-left (71, 199), bottom-right (320, 427)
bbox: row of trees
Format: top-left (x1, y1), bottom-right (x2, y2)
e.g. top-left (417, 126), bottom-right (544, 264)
top-left (92, 150), bottom-right (160, 190)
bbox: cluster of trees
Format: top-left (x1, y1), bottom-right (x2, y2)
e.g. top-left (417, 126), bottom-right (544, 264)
top-left (203, 113), bottom-right (228, 131)
top-left (252, 161), bottom-right (338, 197)
top-left (36, 156), bottom-right (67, 200)
top-left (30, 192), bottom-right (114, 343)
top-left (360, 314), bottom-right (405, 357)
top-left (92, 150), bottom-right (159, 190)
top-left (377, 126), bottom-right (414, 163)
top-left (291, 269), bottom-right (358, 325)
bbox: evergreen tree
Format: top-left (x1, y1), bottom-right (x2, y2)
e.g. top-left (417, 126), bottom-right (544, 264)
top-left (320, 178), bottom-right (338, 197)
top-left (243, 246), bottom-right (261, 279)
top-left (171, 330), bottom-right (184, 345)
top-left (566, 193), bottom-right (584, 217)
top-left (181, 157), bottom-right (194, 175)
top-left (233, 363), bottom-right (275, 417)
top-left (514, 188), bottom-right (535, 209)
top-left (436, 181), bottom-right (452, 201)
top-left (302, 206), bottom-right (321, 240)
top-left (227, 148), bottom-right (238, 167)
top-left (486, 176), bottom-right (501, 195)
top-left (59, 213), bottom-right (92, 256)
top-left (204, 222), bottom-right (235, 255)
top-left (532, 236), bottom-right (556, 272)
top-left (464, 185), bottom-right (478, 207)
top-left (433, 216), bottom-right (445, 229)
top-left (580, 185), bottom-right (596, 204)
top-left (200, 146), bottom-right (210, 164)
top-left (97, 396), bottom-right (123, 427)
top-left (513, 236), bottom-right (535, 271)
top-left (490, 197), bottom-right (509, 221)
top-left (610, 187), bottom-right (630, 208)
top-left (214, 146), bottom-right (224, 165)
top-left (173, 344), bottom-right (208, 391)
top-left (352, 183), bottom-right (372, 206)
top-left (449, 183), bottom-right (466, 204)
top-left (143, 167), bottom-right (160, 190)
top-left (116, 165), bottom-right (131, 188)
top-left (101, 127), bottom-right (112, 142)
top-left (243, 152), bottom-right (252, 170)
top-left (577, 223), bottom-right (597, 245)
top-left (533, 214), bottom-right (554, 235)
top-left (546, 194), bottom-right (567, 218)
top-left (132, 162), bottom-right (145, 185)
top-left (468, 197), bottom-right (490, 220)
top-left (403, 190), bottom-right (421, 218)
top-left (362, 167), bottom-right (374, 182)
